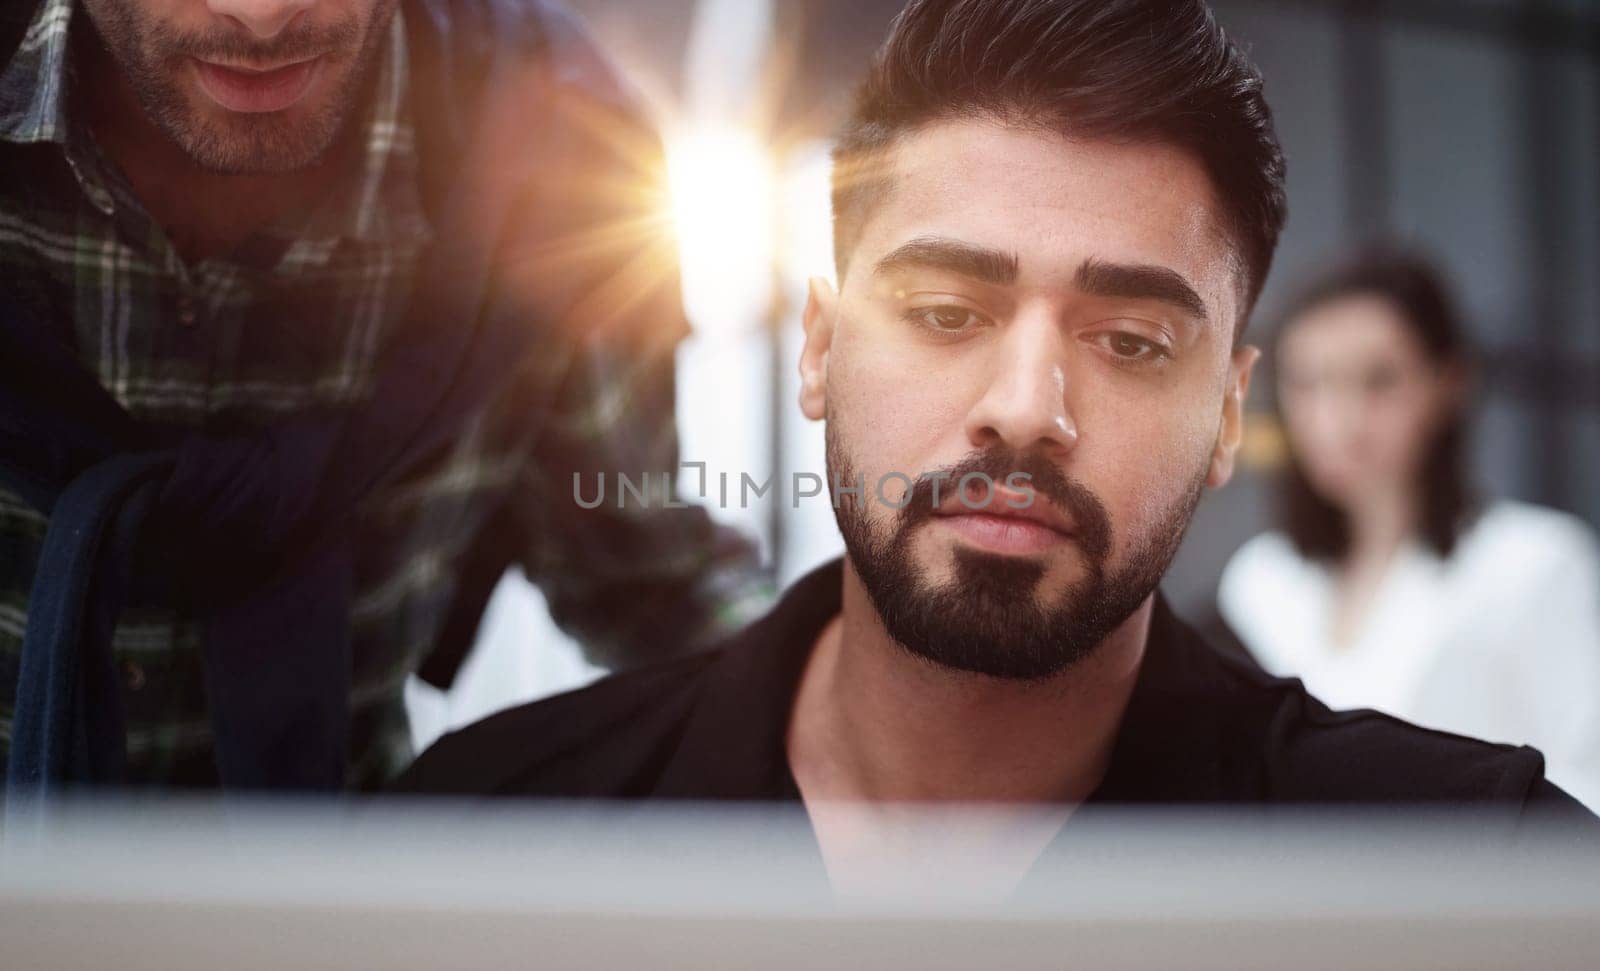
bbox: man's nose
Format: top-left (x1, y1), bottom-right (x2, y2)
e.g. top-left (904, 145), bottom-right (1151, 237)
top-left (206, 0), bottom-right (317, 40)
top-left (963, 313), bottom-right (1079, 456)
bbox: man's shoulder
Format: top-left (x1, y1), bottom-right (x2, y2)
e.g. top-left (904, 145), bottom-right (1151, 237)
top-left (407, 0), bottom-right (631, 101)
top-left (396, 649), bottom-right (719, 796)
top-left (1200, 637), bottom-right (1552, 804)
top-left (409, 0), bottom-right (583, 44)
top-left (403, 0), bottom-right (657, 239)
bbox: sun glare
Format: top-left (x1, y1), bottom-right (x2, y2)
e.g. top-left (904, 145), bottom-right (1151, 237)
top-left (667, 127), bottom-right (778, 335)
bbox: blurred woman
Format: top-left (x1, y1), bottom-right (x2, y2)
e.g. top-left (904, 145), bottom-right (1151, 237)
top-left (1219, 249), bottom-right (1600, 809)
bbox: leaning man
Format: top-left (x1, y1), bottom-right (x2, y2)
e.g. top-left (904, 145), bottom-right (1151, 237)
top-left (0, 0), bottom-right (764, 795)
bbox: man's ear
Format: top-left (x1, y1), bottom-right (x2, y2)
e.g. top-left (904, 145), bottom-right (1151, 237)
top-left (799, 276), bottom-right (838, 422)
top-left (1207, 343), bottom-right (1260, 488)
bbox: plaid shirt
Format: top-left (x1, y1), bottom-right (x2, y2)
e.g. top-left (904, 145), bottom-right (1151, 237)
top-left (0, 0), bottom-right (768, 788)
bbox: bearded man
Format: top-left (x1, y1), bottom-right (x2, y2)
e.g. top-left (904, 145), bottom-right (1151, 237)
top-left (398, 0), bottom-right (1593, 891)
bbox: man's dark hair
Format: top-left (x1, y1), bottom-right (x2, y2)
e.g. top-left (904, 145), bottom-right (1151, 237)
top-left (830, 0), bottom-right (1288, 322)
top-left (1273, 247), bottom-right (1478, 560)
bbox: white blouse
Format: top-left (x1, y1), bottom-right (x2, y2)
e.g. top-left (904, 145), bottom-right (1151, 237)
top-left (1218, 500), bottom-right (1600, 810)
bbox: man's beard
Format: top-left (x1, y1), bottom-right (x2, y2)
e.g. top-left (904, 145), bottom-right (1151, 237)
top-left (80, 1), bottom-right (395, 174)
top-left (827, 426), bottom-right (1206, 681)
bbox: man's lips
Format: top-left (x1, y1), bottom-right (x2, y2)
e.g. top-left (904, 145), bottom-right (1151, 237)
top-left (932, 485), bottom-right (1074, 532)
top-left (930, 486), bottom-right (1075, 556)
top-left (192, 55), bottom-right (323, 113)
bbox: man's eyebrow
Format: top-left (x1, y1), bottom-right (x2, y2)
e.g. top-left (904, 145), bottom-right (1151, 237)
top-left (1074, 258), bottom-right (1209, 321)
top-left (872, 236), bottom-right (1019, 287)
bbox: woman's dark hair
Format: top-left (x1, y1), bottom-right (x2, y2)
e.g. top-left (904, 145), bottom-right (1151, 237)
top-left (1274, 248), bottom-right (1477, 561)
top-left (830, 0), bottom-right (1287, 324)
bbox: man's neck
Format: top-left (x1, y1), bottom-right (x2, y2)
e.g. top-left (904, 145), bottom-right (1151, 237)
top-left (787, 561), bottom-right (1150, 806)
top-left (75, 33), bottom-right (357, 264)
top-left (785, 561), bottom-right (1151, 898)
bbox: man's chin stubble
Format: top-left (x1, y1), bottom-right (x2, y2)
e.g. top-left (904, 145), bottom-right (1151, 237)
top-left (174, 112), bottom-right (342, 175)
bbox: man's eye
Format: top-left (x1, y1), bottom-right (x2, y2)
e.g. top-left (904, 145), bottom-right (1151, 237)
top-left (906, 306), bottom-right (985, 334)
top-left (1097, 331), bottom-right (1170, 363)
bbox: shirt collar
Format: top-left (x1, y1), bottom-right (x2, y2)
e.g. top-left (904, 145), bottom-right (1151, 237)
top-left (0, 0), bottom-right (75, 144)
top-left (653, 557), bottom-right (1228, 805)
top-left (652, 560), bottom-right (838, 800)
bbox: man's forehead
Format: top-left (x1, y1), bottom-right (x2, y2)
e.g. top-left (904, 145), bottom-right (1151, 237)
top-left (854, 119), bottom-right (1242, 314)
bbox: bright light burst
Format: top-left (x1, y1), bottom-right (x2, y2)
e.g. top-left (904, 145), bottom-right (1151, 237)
top-left (667, 127), bottom-right (779, 336)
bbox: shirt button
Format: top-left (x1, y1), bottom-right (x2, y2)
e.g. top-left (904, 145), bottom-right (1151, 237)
top-left (86, 184), bottom-right (116, 216)
top-left (122, 661), bottom-right (147, 692)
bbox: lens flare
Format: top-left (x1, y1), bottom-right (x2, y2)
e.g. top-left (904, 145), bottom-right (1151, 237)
top-left (667, 127), bottom-right (778, 335)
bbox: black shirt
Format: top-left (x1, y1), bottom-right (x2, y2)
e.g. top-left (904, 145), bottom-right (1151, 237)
top-left (399, 559), bottom-right (1592, 824)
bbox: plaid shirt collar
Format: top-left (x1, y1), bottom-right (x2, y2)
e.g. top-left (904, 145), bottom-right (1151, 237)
top-left (0, 0), bottom-right (430, 247)
top-left (0, 0), bottom-right (74, 144)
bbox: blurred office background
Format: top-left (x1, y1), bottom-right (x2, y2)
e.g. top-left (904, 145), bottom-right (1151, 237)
top-left (407, 0), bottom-right (1600, 748)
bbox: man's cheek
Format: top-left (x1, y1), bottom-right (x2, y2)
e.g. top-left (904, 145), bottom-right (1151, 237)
top-left (842, 391), bottom-right (957, 481)
top-left (1082, 442), bottom-right (1185, 528)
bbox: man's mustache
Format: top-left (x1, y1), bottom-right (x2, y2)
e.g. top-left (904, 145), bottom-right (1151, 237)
top-left (152, 20), bottom-right (360, 65)
top-left (896, 447), bottom-right (1112, 560)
